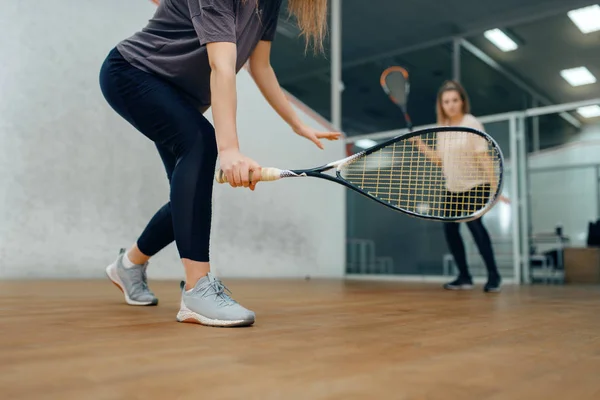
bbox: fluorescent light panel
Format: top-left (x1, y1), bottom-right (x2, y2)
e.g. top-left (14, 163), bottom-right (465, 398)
top-left (568, 5), bottom-right (600, 34)
top-left (560, 67), bottom-right (597, 86)
top-left (483, 29), bottom-right (518, 52)
top-left (577, 105), bottom-right (600, 118)
top-left (355, 139), bottom-right (377, 149)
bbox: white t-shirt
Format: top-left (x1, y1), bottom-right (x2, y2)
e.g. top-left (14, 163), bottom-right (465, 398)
top-left (436, 114), bottom-right (489, 193)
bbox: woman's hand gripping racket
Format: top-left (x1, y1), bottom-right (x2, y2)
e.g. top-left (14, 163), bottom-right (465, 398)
top-left (215, 126), bottom-right (505, 222)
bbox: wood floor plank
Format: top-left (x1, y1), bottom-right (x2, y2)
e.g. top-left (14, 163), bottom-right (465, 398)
top-left (1, 279), bottom-right (599, 399)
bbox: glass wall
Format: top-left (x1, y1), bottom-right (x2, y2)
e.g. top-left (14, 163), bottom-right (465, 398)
top-left (345, 110), bottom-right (600, 283)
top-left (345, 120), bottom-right (517, 280)
top-left (340, 43), bottom-right (454, 136)
top-left (272, 13), bottom-right (332, 122)
top-left (343, 39), bottom-right (524, 281)
top-left (524, 113), bottom-right (600, 283)
top-left (460, 45), bottom-right (533, 116)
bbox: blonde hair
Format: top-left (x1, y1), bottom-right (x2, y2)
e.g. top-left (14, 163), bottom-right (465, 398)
top-left (287, 0), bottom-right (328, 53)
top-left (436, 80), bottom-right (471, 125)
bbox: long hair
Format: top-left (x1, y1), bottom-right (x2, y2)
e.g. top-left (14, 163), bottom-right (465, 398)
top-left (287, 0), bottom-right (328, 54)
top-left (436, 80), bottom-right (471, 125)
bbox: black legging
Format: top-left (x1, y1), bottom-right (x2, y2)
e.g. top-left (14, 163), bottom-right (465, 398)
top-left (442, 184), bottom-right (500, 279)
top-left (99, 47), bottom-right (216, 262)
top-left (444, 219), bottom-right (499, 280)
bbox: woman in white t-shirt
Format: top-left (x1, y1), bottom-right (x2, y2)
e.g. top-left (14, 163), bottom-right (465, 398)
top-left (420, 80), bottom-right (506, 292)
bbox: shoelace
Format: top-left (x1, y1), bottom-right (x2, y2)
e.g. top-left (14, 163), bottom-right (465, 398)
top-left (140, 267), bottom-right (150, 289)
top-left (130, 265), bottom-right (153, 296)
top-left (197, 279), bottom-right (236, 306)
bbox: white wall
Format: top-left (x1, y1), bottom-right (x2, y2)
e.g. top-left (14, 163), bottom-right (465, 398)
top-left (530, 139), bottom-right (600, 168)
top-left (0, 0), bottom-right (345, 279)
top-left (528, 140), bottom-right (600, 246)
top-left (567, 121), bottom-right (600, 144)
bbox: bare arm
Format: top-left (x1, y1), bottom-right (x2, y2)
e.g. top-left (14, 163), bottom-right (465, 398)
top-left (248, 41), bottom-right (303, 132)
top-left (207, 42), bottom-right (239, 152)
top-left (206, 41), bottom-right (261, 189)
top-left (476, 151), bottom-right (510, 203)
top-left (189, 0), bottom-right (260, 189)
top-left (248, 41), bottom-right (341, 148)
top-left (476, 151), bottom-right (498, 191)
top-left (467, 118), bottom-right (497, 191)
top-left (472, 132), bottom-right (510, 204)
top-left (462, 115), bottom-right (509, 203)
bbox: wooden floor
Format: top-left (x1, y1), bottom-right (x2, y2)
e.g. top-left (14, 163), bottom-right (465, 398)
top-left (1, 279), bottom-right (600, 400)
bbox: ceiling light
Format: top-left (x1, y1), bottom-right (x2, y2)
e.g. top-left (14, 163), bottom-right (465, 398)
top-left (483, 29), bottom-right (518, 52)
top-left (568, 5), bottom-right (600, 34)
top-left (355, 139), bottom-right (377, 149)
top-left (577, 105), bottom-right (600, 118)
top-left (560, 67), bottom-right (597, 86)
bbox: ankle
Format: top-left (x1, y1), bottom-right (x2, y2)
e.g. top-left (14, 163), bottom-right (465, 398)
top-left (121, 251), bottom-right (138, 269)
top-left (184, 275), bottom-right (207, 291)
top-left (127, 244), bottom-right (151, 265)
top-left (182, 259), bottom-right (210, 290)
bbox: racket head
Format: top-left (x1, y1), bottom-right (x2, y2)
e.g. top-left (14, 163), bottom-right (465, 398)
top-left (337, 126), bottom-right (505, 222)
top-left (380, 66), bottom-right (410, 111)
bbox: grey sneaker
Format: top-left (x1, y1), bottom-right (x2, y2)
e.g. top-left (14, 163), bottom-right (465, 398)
top-left (105, 248), bottom-right (158, 306)
top-left (176, 273), bottom-right (255, 327)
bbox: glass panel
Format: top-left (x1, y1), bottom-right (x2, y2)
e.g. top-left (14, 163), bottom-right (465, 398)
top-left (459, 42), bottom-right (533, 117)
top-left (525, 114), bottom-right (600, 282)
top-left (483, 120), bottom-right (512, 160)
top-left (345, 119), bottom-right (516, 280)
top-left (272, 13), bottom-right (332, 122)
top-left (531, 114), bottom-right (580, 151)
top-left (529, 167), bottom-right (597, 245)
top-left (340, 43), bottom-right (453, 136)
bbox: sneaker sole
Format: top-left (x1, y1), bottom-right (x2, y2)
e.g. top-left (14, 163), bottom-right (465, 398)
top-left (176, 306), bottom-right (254, 328)
top-left (105, 264), bottom-right (158, 306)
top-left (485, 287), bottom-right (502, 293)
top-left (444, 284), bottom-right (474, 291)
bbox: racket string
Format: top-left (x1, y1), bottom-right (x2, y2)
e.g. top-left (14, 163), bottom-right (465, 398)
top-left (340, 131), bottom-right (502, 218)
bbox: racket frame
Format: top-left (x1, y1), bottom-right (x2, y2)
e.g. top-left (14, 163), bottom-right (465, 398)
top-left (380, 66), bottom-right (413, 131)
top-left (215, 126), bottom-right (505, 223)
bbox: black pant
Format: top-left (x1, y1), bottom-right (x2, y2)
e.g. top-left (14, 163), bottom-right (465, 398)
top-left (99, 47), bottom-right (217, 262)
top-left (443, 184), bottom-right (490, 219)
top-left (443, 185), bottom-right (500, 280)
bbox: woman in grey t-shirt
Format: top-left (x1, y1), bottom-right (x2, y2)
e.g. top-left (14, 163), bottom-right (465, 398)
top-left (99, 0), bottom-right (339, 327)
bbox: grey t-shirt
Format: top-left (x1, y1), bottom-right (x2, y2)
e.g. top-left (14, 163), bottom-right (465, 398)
top-left (117, 0), bottom-right (282, 111)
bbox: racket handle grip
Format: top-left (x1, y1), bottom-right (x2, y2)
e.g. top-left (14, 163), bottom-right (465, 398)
top-left (214, 167), bottom-right (283, 184)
